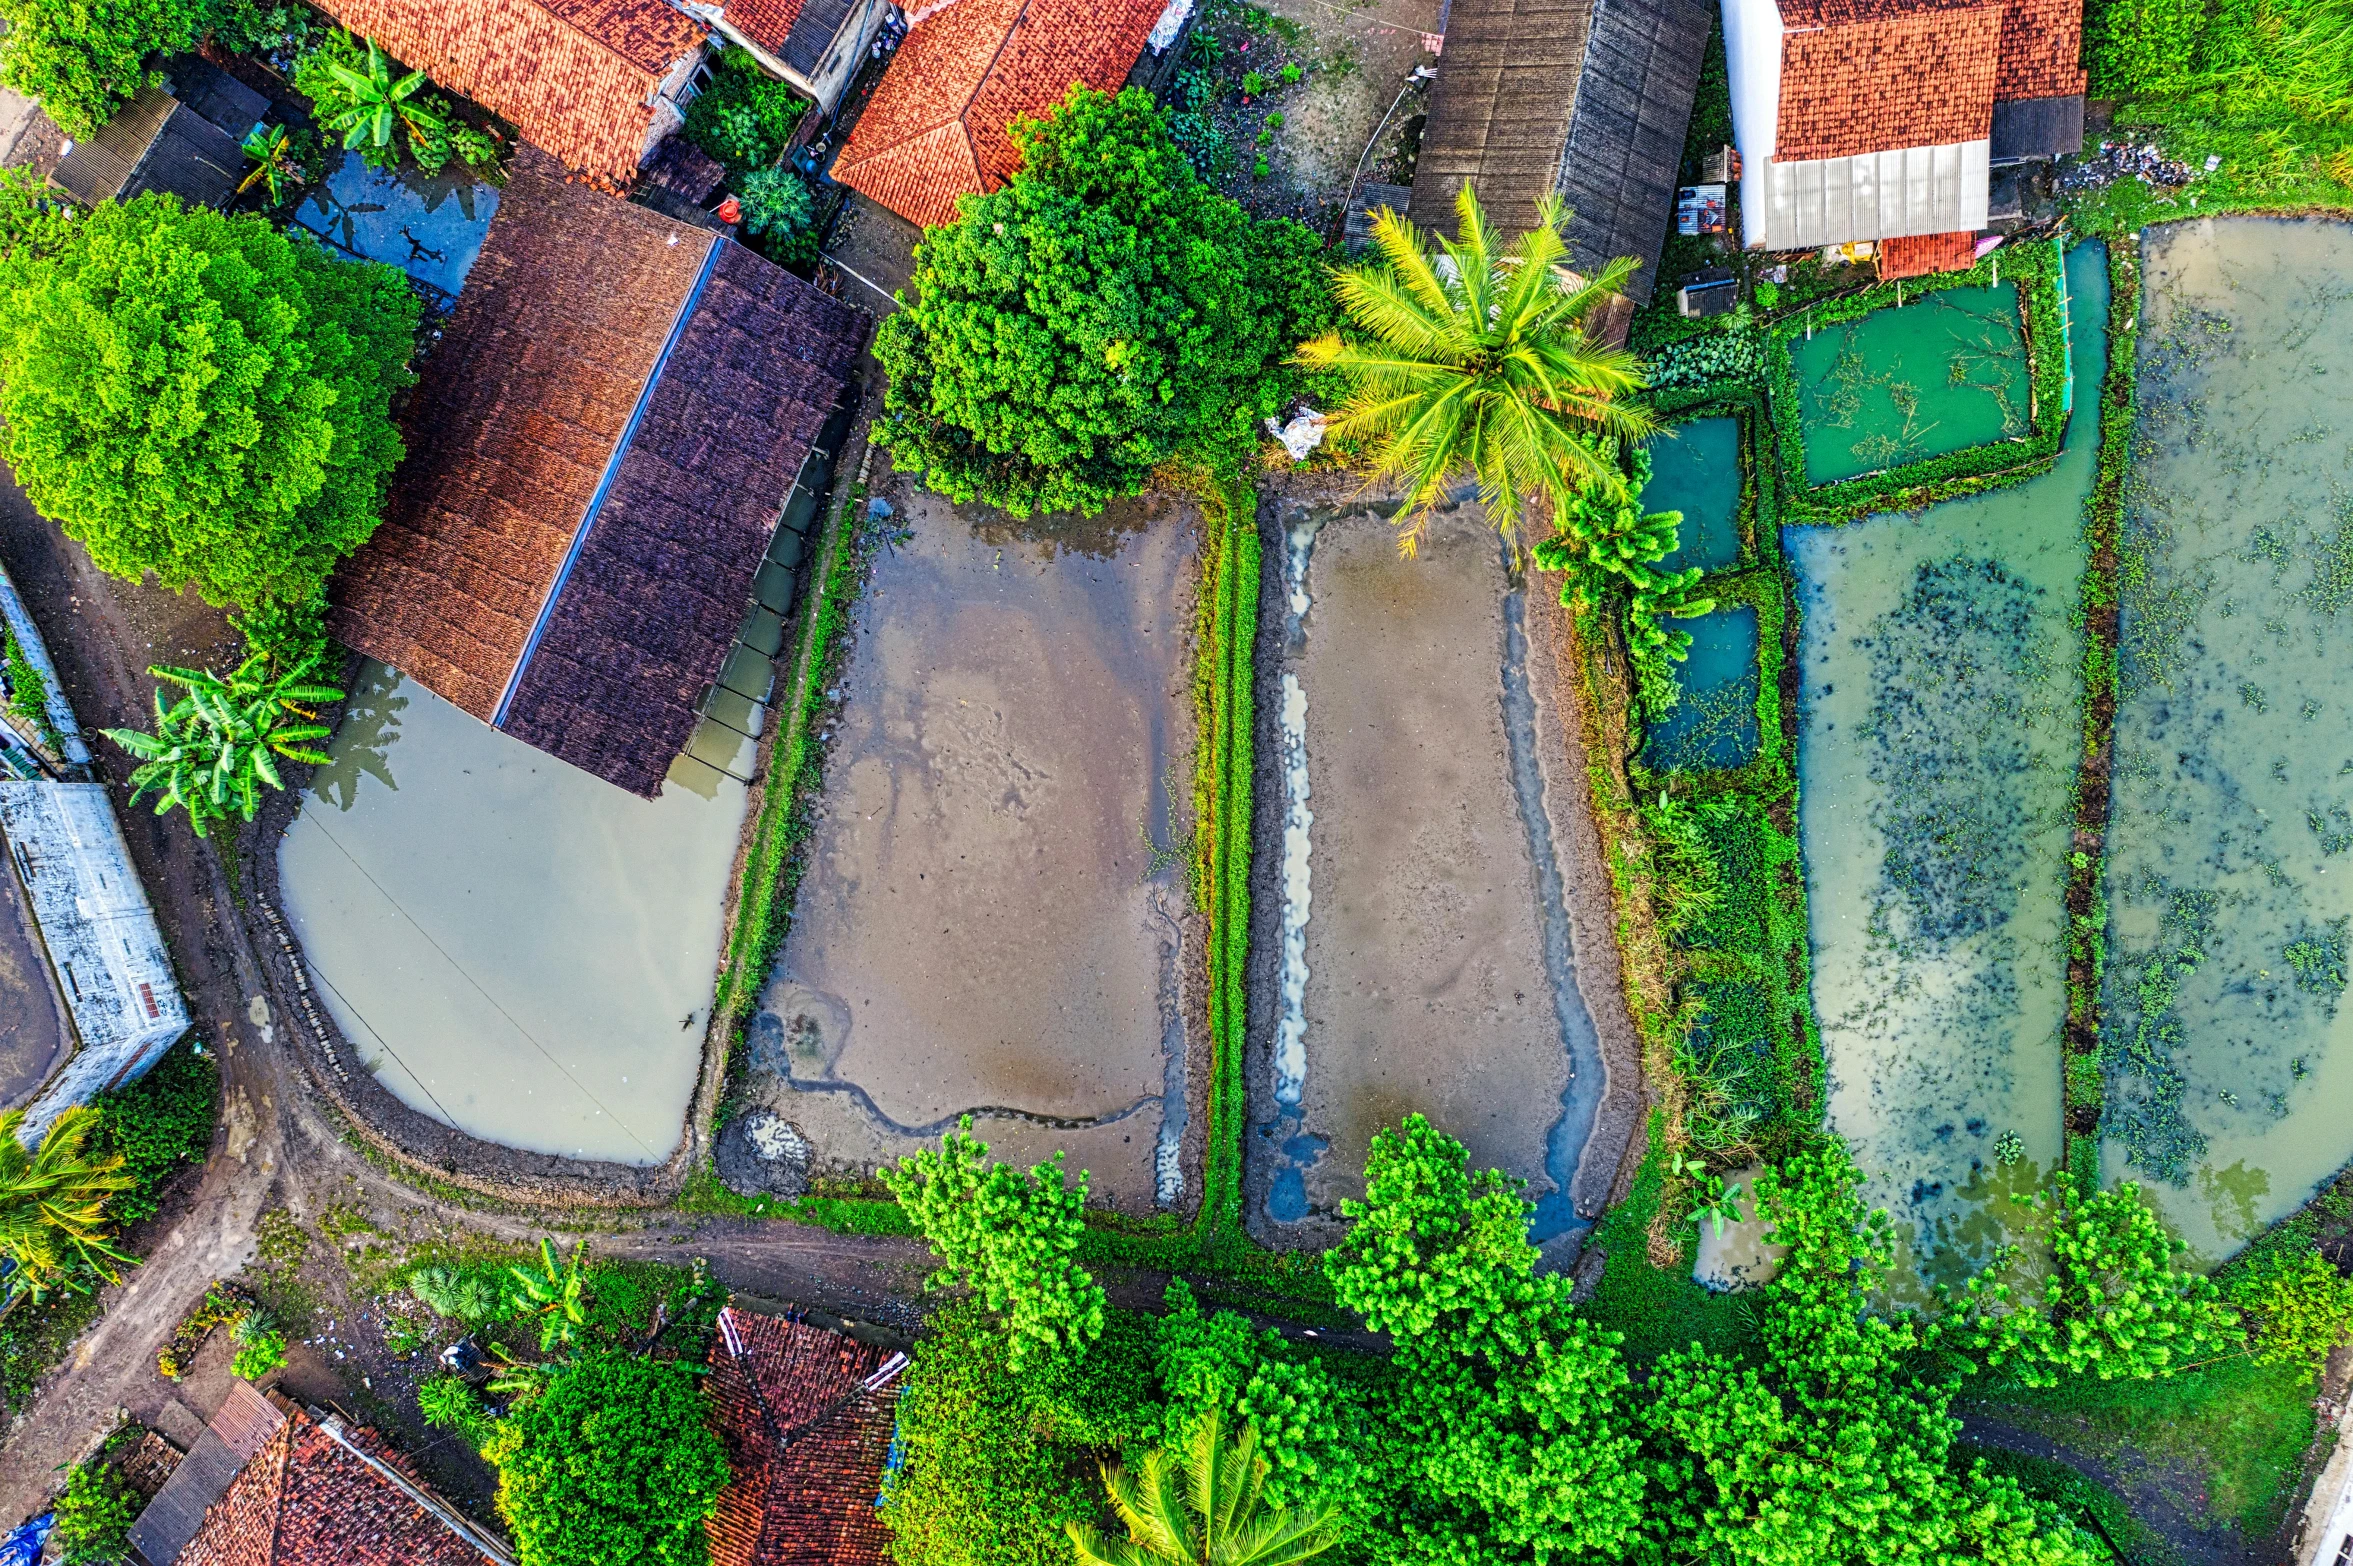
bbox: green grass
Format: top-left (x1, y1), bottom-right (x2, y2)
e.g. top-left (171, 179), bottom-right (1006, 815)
top-left (1956, 1443), bottom-right (2176, 1566)
top-left (1582, 1127), bottom-right (1757, 1369)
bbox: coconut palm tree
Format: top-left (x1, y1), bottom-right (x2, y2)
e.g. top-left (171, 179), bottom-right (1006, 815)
top-left (1295, 185), bottom-right (1657, 559)
top-left (1066, 1412), bottom-right (1345, 1566)
top-left (102, 651), bottom-right (341, 839)
top-left (0, 1107), bottom-right (132, 1301)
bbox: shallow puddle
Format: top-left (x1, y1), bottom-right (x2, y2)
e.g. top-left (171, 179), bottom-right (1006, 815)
top-left (1647, 416), bottom-right (1744, 574)
top-left (278, 663), bottom-right (746, 1163)
top-left (2100, 217), bottom-right (2353, 1260)
top-left (292, 151), bottom-right (499, 301)
top-left (1790, 241), bottom-right (2108, 1281)
top-left (1793, 280), bottom-right (2031, 485)
top-left (1642, 605), bottom-right (1760, 772)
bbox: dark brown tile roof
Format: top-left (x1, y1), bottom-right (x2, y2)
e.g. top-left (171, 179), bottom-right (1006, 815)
top-left (1877, 229), bottom-right (1979, 277)
top-left (329, 146), bottom-right (864, 797)
top-left (1772, 4), bottom-right (2002, 162)
top-left (175, 1408), bottom-right (503, 1566)
top-left (306, 0), bottom-right (706, 183)
top-left (832, 0), bottom-right (1163, 228)
top-left (705, 1309), bottom-right (906, 1566)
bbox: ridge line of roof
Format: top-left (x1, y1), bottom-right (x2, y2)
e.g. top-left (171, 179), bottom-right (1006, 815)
top-left (490, 226), bottom-right (725, 729)
top-left (845, 0), bottom-right (1030, 166)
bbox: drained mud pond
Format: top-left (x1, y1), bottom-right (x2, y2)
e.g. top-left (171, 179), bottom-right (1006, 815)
top-left (1791, 241), bottom-right (2108, 1279)
top-left (740, 489), bottom-right (1195, 1211)
top-left (278, 663), bottom-right (746, 1163)
top-left (2101, 217), bottom-right (2353, 1260)
top-left (1249, 503), bottom-right (1623, 1245)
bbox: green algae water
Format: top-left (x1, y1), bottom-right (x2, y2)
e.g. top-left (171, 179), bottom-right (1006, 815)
top-left (1644, 605), bottom-right (1760, 772)
top-left (1648, 416), bottom-right (1744, 574)
top-left (1793, 280), bottom-right (2032, 485)
top-left (2101, 218), bottom-right (2353, 1262)
top-left (1788, 243), bottom-right (2107, 1283)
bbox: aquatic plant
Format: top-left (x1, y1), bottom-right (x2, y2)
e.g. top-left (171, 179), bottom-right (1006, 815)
top-left (1297, 185), bottom-right (1654, 559)
top-left (103, 651), bottom-right (341, 839)
top-left (1644, 329), bottom-right (1760, 390)
top-left (2102, 886), bottom-right (2214, 1183)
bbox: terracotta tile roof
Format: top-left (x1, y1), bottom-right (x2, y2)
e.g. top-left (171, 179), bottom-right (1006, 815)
top-left (1773, 4), bottom-right (2002, 162)
top-left (1877, 229), bottom-right (1979, 277)
top-left (719, 0), bottom-right (809, 56)
top-left (176, 1408), bottom-right (502, 1566)
top-left (329, 147), bottom-right (864, 797)
top-left (307, 0), bottom-right (706, 183)
top-left (832, 0), bottom-right (1162, 227)
top-left (1990, 0), bottom-right (2087, 101)
top-left (705, 1309), bottom-right (907, 1566)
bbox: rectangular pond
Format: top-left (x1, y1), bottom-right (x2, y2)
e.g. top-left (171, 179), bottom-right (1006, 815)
top-left (1641, 604), bottom-right (1760, 773)
top-left (1793, 280), bottom-right (2030, 486)
top-left (278, 663), bottom-right (746, 1163)
top-left (2100, 217), bottom-right (2353, 1261)
top-left (291, 151), bottom-right (499, 301)
top-left (1647, 416), bottom-right (1744, 575)
top-left (1789, 241), bottom-right (2107, 1281)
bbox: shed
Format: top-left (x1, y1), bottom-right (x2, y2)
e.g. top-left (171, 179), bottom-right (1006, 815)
top-left (50, 62), bottom-right (265, 211)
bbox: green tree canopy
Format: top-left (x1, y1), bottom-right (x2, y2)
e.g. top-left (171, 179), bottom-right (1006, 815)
top-left (0, 194), bottom-right (417, 608)
top-left (874, 85), bottom-right (1330, 516)
top-left (481, 1353), bottom-right (730, 1566)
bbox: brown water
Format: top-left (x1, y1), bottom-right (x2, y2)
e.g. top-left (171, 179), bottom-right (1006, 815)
top-left (278, 663), bottom-right (748, 1163)
top-left (2100, 217), bottom-right (2353, 1261)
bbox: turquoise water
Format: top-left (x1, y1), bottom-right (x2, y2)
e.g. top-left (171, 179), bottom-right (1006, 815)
top-left (1643, 605), bottom-right (1760, 771)
top-left (1792, 281), bottom-right (2032, 486)
top-left (1648, 417), bottom-right (1744, 575)
top-left (1788, 242), bottom-right (2107, 1280)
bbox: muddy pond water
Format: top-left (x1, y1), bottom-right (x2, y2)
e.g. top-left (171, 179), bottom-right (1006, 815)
top-left (1792, 279), bottom-right (2032, 486)
top-left (278, 664), bottom-right (746, 1163)
top-left (1643, 604), bottom-right (1761, 773)
top-left (2100, 217), bottom-right (2353, 1260)
top-left (1790, 241), bottom-right (2108, 1281)
top-left (743, 488), bottom-right (1193, 1211)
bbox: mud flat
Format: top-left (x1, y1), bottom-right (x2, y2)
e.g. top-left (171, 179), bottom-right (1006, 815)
top-left (1248, 502), bottom-right (1620, 1245)
top-left (2100, 218), bottom-right (2353, 1260)
top-left (278, 663), bottom-right (745, 1164)
top-left (1790, 242), bottom-right (2108, 1281)
top-left (739, 488), bottom-right (1196, 1212)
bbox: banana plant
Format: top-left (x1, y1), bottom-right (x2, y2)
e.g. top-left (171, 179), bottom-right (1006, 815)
top-left (101, 652), bottom-right (341, 839)
top-left (237, 124), bottom-right (304, 205)
top-left (324, 39), bottom-right (445, 157)
top-left (504, 1239), bottom-right (588, 1352)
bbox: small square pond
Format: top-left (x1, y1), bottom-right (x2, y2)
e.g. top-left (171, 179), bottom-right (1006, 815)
top-left (292, 151), bottom-right (499, 301)
top-left (1641, 603), bottom-right (1760, 772)
top-left (1645, 416), bottom-right (1743, 575)
top-left (1791, 282), bottom-right (2029, 486)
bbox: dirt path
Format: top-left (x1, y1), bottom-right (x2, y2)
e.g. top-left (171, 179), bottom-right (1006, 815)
top-left (1959, 1415), bottom-right (2271, 1566)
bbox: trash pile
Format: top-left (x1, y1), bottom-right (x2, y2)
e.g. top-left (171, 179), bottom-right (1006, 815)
top-left (2060, 139), bottom-right (2195, 193)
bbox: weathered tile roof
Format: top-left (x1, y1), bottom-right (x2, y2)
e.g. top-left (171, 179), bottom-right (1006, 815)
top-left (1989, 0), bottom-right (2089, 102)
top-left (1773, 5), bottom-right (2002, 161)
top-left (305, 0), bottom-right (706, 183)
top-left (1877, 228), bottom-right (1979, 277)
top-left (329, 148), bottom-right (863, 796)
top-left (176, 1407), bottom-right (503, 1566)
top-left (706, 1308), bottom-right (907, 1566)
top-left (832, 0), bottom-right (1163, 228)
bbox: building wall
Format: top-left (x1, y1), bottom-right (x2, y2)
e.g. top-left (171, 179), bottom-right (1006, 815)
top-left (1721, 0), bottom-right (1781, 246)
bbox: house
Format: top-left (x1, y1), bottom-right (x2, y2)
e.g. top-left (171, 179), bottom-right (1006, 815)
top-left (46, 58), bottom-right (268, 209)
top-left (705, 1306), bottom-right (908, 1566)
top-left (1721, 0), bottom-right (2084, 253)
top-left (830, 0), bottom-right (1172, 228)
top-left (688, 0), bottom-right (900, 114)
top-left (128, 1382), bottom-right (510, 1565)
top-left (326, 148), bottom-right (865, 799)
top-left (1406, 0), bottom-right (1714, 304)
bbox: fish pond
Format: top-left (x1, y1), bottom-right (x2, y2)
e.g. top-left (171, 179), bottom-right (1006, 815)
top-left (1642, 604), bottom-right (1761, 772)
top-left (1647, 416), bottom-right (1744, 575)
top-left (1792, 279), bottom-right (2032, 485)
top-left (278, 664), bottom-right (746, 1163)
top-left (2100, 217), bottom-right (2353, 1261)
top-left (1789, 240), bottom-right (2108, 1282)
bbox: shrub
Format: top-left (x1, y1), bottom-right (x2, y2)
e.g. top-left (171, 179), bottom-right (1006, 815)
top-left (230, 1310), bottom-right (288, 1380)
top-left (684, 45), bottom-right (807, 174)
top-left (1280, 61), bottom-right (1302, 84)
top-left (481, 1354), bottom-right (730, 1566)
top-left (2228, 1247), bottom-right (2353, 1368)
top-left (51, 1459), bottom-right (137, 1566)
top-left (418, 1371), bottom-right (495, 1447)
top-left (1241, 69), bottom-right (1267, 95)
top-left (735, 166), bottom-right (819, 263)
top-left (0, 196), bottom-right (418, 608)
top-left (875, 86), bottom-right (1330, 516)
top-left (406, 1261), bottom-right (510, 1325)
top-left (0, 0), bottom-right (204, 139)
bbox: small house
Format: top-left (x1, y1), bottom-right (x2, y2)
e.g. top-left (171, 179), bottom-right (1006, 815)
top-left (705, 1306), bottom-right (909, 1566)
top-left (326, 149), bottom-right (865, 798)
top-left (830, 0), bottom-right (1173, 228)
top-left (1721, 0), bottom-right (2084, 252)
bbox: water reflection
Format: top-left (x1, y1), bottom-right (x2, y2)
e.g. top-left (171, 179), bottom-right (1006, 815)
top-left (311, 661), bottom-right (405, 811)
top-left (292, 151), bottom-right (499, 299)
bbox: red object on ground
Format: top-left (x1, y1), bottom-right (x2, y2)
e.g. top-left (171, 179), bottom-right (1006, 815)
top-left (717, 196), bottom-right (743, 224)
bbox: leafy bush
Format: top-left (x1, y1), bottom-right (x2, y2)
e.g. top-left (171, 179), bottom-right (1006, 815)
top-left (0, 196), bottom-right (418, 609)
top-left (1646, 329), bottom-right (1762, 389)
top-left (51, 1459), bottom-right (137, 1566)
top-left (684, 45), bottom-right (807, 174)
top-left (406, 1262), bottom-right (510, 1325)
top-left (0, 0), bottom-right (203, 139)
top-left (874, 85), bottom-right (1331, 516)
top-left (1, 619), bottom-right (58, 748)
top-left (231, 592), bottom-right (331, 676)
top-left (735, 166), bottom-right (818, 262)
top-left (2227, 1247), bottom-right (2353, 1367)
top-left (230, 1309), bottom-right (288, 1380)
top-left (481, 1354), bottom-right (730, 1566)
top-left (418, 1371), bottom-right (495, 1447)
top-left (883, 1118), bottom-right (1103, 1370)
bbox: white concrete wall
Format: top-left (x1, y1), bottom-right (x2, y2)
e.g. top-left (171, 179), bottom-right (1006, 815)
top-left (1721, 0), bottom-right (1783, 248)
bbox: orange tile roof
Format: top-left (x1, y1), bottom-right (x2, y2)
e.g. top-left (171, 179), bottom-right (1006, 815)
top-left (1990, 0), bottom-right (2088, 101)
top-left (1774, 4), bottom-right (2002, 162)
top-left (308, 0), bottom-right (706, 183)
top-left (1877, 229), bottom-right (1980, 277)
top-left (706, 1310), bottom-right (904, 1566)
top-left (832, 0), bottom-right (1162, 227)
top-left (717, 0), bottom-right (808, 57)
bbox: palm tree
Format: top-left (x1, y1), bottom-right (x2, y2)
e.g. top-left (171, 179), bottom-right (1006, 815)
top-left (324, 39), bottom-right (446, 157)
top-left (237, 124), bottom-right (304, 205)
top-left (102, 651), bottom-right (341, 839)
top-left (504, 1239), bottom-right (588, 1352)
top-left (1067, 1413), bottom-right (1345, 1566)
top-left (1295, 185), bottom-right (1657, 559)
top-left (0, 1108), bottom-right (133, 1301)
